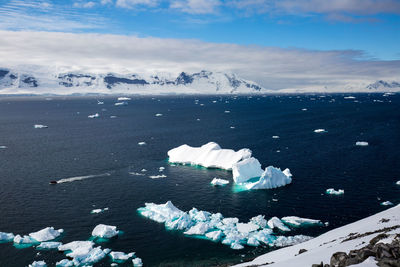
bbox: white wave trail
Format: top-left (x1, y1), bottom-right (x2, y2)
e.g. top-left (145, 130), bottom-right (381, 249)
top-left (55, 173), bottom-right (111, 184)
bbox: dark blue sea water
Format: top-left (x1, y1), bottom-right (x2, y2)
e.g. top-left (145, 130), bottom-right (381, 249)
top-left (0, 94), bottom-right (399, 266)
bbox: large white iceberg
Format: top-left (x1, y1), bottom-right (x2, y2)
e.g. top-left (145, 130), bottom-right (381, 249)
top-left (58, 240), bottom-right (110, 266)
top-left (109, 251), bottom-right (135, 261)
top-left (244, 167), bottom-right (292, 190)
top-left (168, 142), bottom-right (251, 170)
top-left (138, 201), bottom-right (315, 250)
top-left (29, 227), bottom-right (63, 242)
top-left (281, 216), bottom-right (322, 227)
top-left (232, 157), bottom-right (263, 184)
top-left (91, 224), bottom-right (119, 239)
top-left (0, 232), bottom-right (14, 242)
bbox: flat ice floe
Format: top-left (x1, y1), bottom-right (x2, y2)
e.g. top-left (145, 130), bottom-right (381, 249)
top-left (168, 142), bottom-right (251, 170)
top-left (34, 124), bottom-right (48, 129)
top-left (117, 97), bottom-right (131, 101)
top-left (326, 188), bottom-right (344, 195)
top-left (355, 141), bottom-right (369, 146)
top-left (109, 251), bottom-right (135, 261)
top-left (149, 174), bottom-right (167, 179)
top-left (91, 207), bottom-right (109, 214)
top-left (281, 217), bottom-right (322, 227)
top-left (381, 201), bottom-right (394, 206)
top-left (29, 227), bottom-right (63, 242)
top-left (0, 232), bottom-right (14, 242)
top-left (138, 201), bottom-right (317, 250)
top-left (54, 172), bottom-right (111, 184)
top-left (28, 261), bottom-right (47, 267)
top-left (91, 224), bottom-right (119, 238)
top-left (314, 129), bottom-right (326, 133)
top-left (58, 240), bottom-right (110, 266)
top-left (210, 178), bottom-right (230, 186)
top-left (36, 241), bottom-right (62, 250)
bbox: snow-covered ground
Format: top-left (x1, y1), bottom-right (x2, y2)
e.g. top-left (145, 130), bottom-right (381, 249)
top-left (233, 204), bottom-right (400, 267)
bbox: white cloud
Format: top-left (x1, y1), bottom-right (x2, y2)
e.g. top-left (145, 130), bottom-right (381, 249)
top-left (73, 1), bottom-right (97, 8)
top-left (116, 0), bottom-right (160, 8)
top-left (170, 0), bottom-right (221, 14)
top-left (0, 30), bottom-right (399, 90)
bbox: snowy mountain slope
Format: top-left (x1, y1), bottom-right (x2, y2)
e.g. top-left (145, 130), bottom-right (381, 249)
top-left (233, 204), bottom-right (400, 267)
top-left (0, 67), bottom-right (264, 95)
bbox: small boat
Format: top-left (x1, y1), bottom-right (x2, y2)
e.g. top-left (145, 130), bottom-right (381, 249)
top-left (49, 180), bottom-right (58, 184)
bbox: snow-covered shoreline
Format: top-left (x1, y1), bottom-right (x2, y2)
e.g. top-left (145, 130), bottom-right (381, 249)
top-left (232, 204), bottom-right (400, 267)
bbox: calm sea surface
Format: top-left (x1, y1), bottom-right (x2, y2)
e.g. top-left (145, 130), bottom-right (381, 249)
top-left (0, 94), bottom-right (399, 266)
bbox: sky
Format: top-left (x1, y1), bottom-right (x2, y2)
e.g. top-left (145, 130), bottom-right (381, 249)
top-left (0, 0), bottom-right (400, 90)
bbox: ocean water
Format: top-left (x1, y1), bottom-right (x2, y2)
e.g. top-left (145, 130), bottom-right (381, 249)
top-left (0, 94), bottom-right (399, 266)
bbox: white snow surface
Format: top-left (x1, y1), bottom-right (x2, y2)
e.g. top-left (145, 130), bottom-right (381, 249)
top-left (29, 227), bottom-right (63, 242)
top-left (233, 204), bottom-right (400, 267)
top-left (91, 224), bottom-right (119, 238)
top-left (168, 142), bottom-right (252, 170)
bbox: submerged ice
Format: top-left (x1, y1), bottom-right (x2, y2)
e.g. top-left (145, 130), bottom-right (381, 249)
top-left (138, 201), bottom-right (317, 250)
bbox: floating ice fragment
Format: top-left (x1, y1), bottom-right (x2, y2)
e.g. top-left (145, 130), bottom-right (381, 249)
top-left (92, 224), bottom-right (119, 239)
top-left (210, 178), bottom-right (230, 186)
top-left (91, 208), bottom-right (108, 214)
top-left (110, 115), bottom-right (117, 118)
top-left (114, 102), bottom-right (128, 106)
top-left (34, 124), bottom-right (48, 129)
top-left (0, 145), bottom-right (7, 149)
top-left (244, 166), bottom-right (292, 190)
top-left (55, 259), bottom-right (73, 267)
top-left (159, 167), bottom-right (165, 172)
top-left (314, 129), bottom-right (326, 133)
top-left (272, 136), bottom-right (280, 139)
top-left (0, 232), bottom-right (14, 242)
top-left (267, 217), bottom-right (290, 232)
top-left (344, 96), bottom-right (356, 99)
top-left (224, 110), bottom-right (230, 113)
top-left (36, 241), bottom-right (62, 250)
top-left (381, 201), bottom-right (393, 206)
top-left (356, 141), bottom-right (369, 146)
top-left (155, 113), bottom-right (163, 117)
top-left (168, 142), bottom-right (251, 170)
top-left (28, 261), bottom-right (47, 267)
top-left (73, 247), bottom-right (110, 266)
top-left (237, 222), bottom-right (259, 234)
top-left (141, 169), bottom-right (147, 172)
top-left (231, 242), bottom-right (244, 250)
top-left (205, 230), bottom-right (223, 241)
top-left (138, 142), bottom-right (146, 146)
top-left (232, 157), bottom-right (263, 184)
top-left (149, 174), bottom-right (167, 179)
top-left (88, 113), bottom-right (99, 118)
top-left (109, 251), bottom-right (135, 261)
top-left (281, 216), bottom-right (322, 227)
top-left (117, 97), bottom-right (131, 101)
top-left (132, 257), bottom-right (143, 266)
top-left (29, 227), bottom-right (63, 242)
top-left (97, 100), bottom-right (104, 105)
top-left (396, 181), bottom-right (400, 185)
top-left (58, 241), bottom-right (94, 257)
top-left (230, 126), bottom-right (235, 129)
top-left (184, 222), bottom-right (210, 235)
top-left (301, 108), bottom-right (307, 111)
top-left (326, 188), bottom-right (344, 195)
top-left (250, 215), bottom-right (267, 228)
top-left (13, 234), bottom-right (37, 244)
top-left (129, 172), bottom-right (145, 176)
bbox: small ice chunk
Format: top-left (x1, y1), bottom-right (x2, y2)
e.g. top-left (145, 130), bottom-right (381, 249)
top-left (231, 242), bottom-right (244, 250)
top-left (267, 217), bottom-right (290, 232)
top-left (149, 174), bottom-right (167, 179)
top-left (14, 234), bottom-right (37, 244)
top-left (396, 180), bottom-right (400, 185)
top-left (129, 172), bottom-right (145, 176)
top-left (326, 188), bottom-right (344, 195)
top-left (281, 216), bottom-right (322, 227)
top-left (109, 251), bottom-right (135, 261)
top-left (230, 126), bottom-right (235, 129)
top-left (381, 201), bottom-right (393, 206)
top-left (91, 208), bottom-right (108, 214)
top-left (210, 178), bottom-right (229, 186)
top-left (205, 230), bottom-right (223, 241)
top-left (55, 259), bottom-right (74, 267)
top-left (114, 102), bottom-right (128, 106)
top-left (301, 108), bottom-right (307, 111)
top-left (97, 100), bottom-right (104, 105)
top-left (236, 222), bottom-right (259, 234)
top-left (141, 169), bottom-right (147, 172)
top-left (0, 232), bottom-right (14, 242)
top-left (117, 97), bottom-right (131, 101)
top-left (110, 115), bottom-right (117, 118)
top-left (356, 141), bottom-right (369, 146)
top-left (314, 129), bottom-right (326, 133)
top-left (224, 110), bottom-right (230, 113)
top-left (73, 246), bottom-right (110, 265)
top-left (92, 224), bottom-right (119, 239)
top-left (244, 166), bottom-right (292, 190)
top-left (34, 124), bottom-right (48, 129)
top-left (0, 145), bottom-right (7, 149)
top-left (155, 113), bottom-right (163, 117)
top-left (272, 136), bottom-right (279, 139)
top-left (29, 227), bottom-right (63, 242)
top-left (132, 257), bottom-right (143, 266)
top-left (138, 142), bottom-right (146, 146)
top-left (159, 167), bottom-right (165, 171)
top-left (58, 241), bottom-right (94, 256)
top-left (36, 241), bottom-right (62, 249)
top-left (250, 215), bottom-right (267, 228)
top-left (344, 96), bottom-right (356, 99)
top-left (232, 157), bottom-right (263, 184)
top-left (184, 222), bottom-right (210, 235)
top-left (88, 113), bottom-right (99, 118)
top-left (28, 261), bottom-right (47, 267)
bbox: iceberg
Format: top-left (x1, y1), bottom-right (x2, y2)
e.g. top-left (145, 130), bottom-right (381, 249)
top-left (326, 188), bottom-right (344, 195)
top-left (117, 97), bottom-right (131, 101)
top-left (132, 257), bottom-right (143, 266)
top-left (210, 178), bottom-right (230, 186)
top-left (155, 113), bottom-right (163, 117)
top-left (114, 102), bottom-right (128, 106)
top-left (232, 157), bottom-right (263, 184)
top-left (138, 142), bottom-right (146, 146)
top-left (184, 222), bottom-right (210, 235)
top-left (356, 141), bottom-right (369, 146)
top-left (381, 201), bottom-right (393, 206)
top-left (314, 129), bottom-right (326, 133)
top-left (36, 241), bottom-right (62, 250)
top-left (58, 241), bottom-right (94, 257)
top-left (72, 246), bottom-right (110, 266)
top-left (281, 216), bottom-right (322, 227)
top-left (13, 234), bottom-right (38, 244)
top-left (59, 240), bottom-right (110, 265)
top-left (29, 227), bottom-right (63, 242)
top-left (244, 167), bottom-right (292, 190)
top-left (250, 215), bottom-right (267, 228)
top-left (88, 113), bottom-right (99, 118)
top-left (55, 259), bottom-right (73, 267)
top-left (0, 232), bottom-right (14, 242)
top-left (168, 142), bottom-right (251, 170)
top-left (34, 124), bottom-right (48, 129)
top-left (91, 224), bottom-right (119, 239)
top-left (109, 251), bottom-right (135, 262)
top-left (138, 201), bottom-right (184, 223)
top-left (267, 217), bottom-right (290, 232)
top-left (91, 207), bottom-right (109, 214)
top-left (28, 261), bottom-right (47, 267)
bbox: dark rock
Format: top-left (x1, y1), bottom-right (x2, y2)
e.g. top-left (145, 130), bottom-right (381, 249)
top-left (371, 234), bottom-right (389, 246)
top-left (298, 248), bottom-right (307, 254)
top-left (311, 262), bottom-right (324, 267)
top-left (0, 69), bottom-right (9, 79)
top-left (104, 75), bottom-right (148, 89)
top-left (175, 72), bottom-right (193, 85)
top-left (330, 252), bottom-right (348, 267)
top-left (357, 248), bottom-right (376, 260)
top-left (377, 258), bottom-right (400, 267)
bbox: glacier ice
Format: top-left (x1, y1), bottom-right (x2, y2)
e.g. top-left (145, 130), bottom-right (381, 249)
top-left (232, 157), bottom-right (263, 184)
top-left (132, 257), bottom-right (143, 266)
top-left (281, 216), bottom-right (322, 227)
top-left (91, 224), bottom-right (119, 239)
top-left (210, 178), bottom-right (229, 186)
top-left (326, 188), bottom-right (344, 195)
top-left (34, 124), bottom-right (48, 129)
top-left (36, 241), bottom-right (62, 250)
top-left (138, 201), bottom-right (315, 250)
top-left (29, 227), bottom-right (63, 242)
top-left (168, 142), bottom-right (251, 170)
top-left (244, 167), bottom-right (292, 190)
top-left (0, 232), bottom-right (14, 242)
top-left (356, 141), bottom-right (369, 146)
top-left (28, 261), bottom-right (47, 267)
top-left (110, 251), bottom-right (135, 261)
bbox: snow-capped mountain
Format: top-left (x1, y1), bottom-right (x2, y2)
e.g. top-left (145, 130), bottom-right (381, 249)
top-left (0, 67), bottom-right (264, 95)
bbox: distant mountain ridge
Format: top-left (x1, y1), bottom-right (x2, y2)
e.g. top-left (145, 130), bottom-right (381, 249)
top-left (0, 67), bottom-right (264, 95)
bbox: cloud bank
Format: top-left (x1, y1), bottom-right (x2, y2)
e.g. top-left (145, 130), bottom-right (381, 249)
top-left (0, 30), bottom-right (399, 91)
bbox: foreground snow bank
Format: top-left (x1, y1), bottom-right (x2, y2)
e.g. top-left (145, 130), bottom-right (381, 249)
top-left (233, 204), bottom-right (400, 267)
top-left (138, 201), bottom-right (319, 250)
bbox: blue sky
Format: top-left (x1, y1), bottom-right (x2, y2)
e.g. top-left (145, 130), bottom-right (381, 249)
top-left (0, 0), bottom-right (399, 90)
top-left (1, 0), bottom-right (399, 60)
